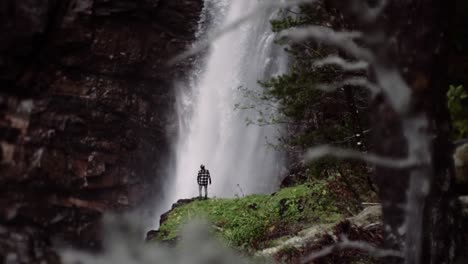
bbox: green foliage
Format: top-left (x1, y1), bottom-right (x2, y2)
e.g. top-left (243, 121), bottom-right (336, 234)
top-left (155, 183), bottom-right (343, 250)
top-left (307, 157), bottom-right (337, 178)
top-left (447, 84), bottom-right (468, 139)
top-left (270, 16), bottom-right (309, 32)
top-left (253, 2), bottom-right (369, 151)
top-left (259, 74), bottom-right (321, 119)
top-left (236, 1), bottom-right (375, 203)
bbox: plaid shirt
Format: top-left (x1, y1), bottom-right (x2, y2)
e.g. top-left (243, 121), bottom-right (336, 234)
top-left (197, 169), bottom-right (211, 185)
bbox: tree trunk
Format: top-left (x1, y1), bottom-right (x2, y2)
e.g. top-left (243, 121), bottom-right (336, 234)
top-left (329, 0), bottom-right (462, 263)
top-left (371, 1), bottom-right (461, 263)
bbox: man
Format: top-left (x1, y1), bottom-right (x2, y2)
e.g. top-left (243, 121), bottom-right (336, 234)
top-left (197, 164), bottom-right (211, 199)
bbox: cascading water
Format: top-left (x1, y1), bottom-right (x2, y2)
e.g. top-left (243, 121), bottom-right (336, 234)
top-left (170, 0), bottom-right (288, 201)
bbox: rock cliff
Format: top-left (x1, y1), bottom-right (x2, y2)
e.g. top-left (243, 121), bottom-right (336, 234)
top-left (0, 0), bottom-right (202, 262)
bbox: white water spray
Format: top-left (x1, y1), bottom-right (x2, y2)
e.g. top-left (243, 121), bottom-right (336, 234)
top-left (170, 0), bottom-right (287, 201)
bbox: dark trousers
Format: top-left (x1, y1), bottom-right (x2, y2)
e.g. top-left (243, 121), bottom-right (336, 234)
top-left (199, 184), bottom-right (208, 198)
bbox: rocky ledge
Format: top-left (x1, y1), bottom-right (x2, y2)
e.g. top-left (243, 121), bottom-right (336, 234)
top-left (148, 194), bottom-right (468, 263)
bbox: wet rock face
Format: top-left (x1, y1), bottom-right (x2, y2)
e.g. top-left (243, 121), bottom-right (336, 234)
top-left (0, 0), bottom-right (202, 261)
top-left (454, 141), bottom-right (468, 191)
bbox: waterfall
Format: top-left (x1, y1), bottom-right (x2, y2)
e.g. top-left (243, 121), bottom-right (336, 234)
top-left (170, 0), bottom-right (288, 201)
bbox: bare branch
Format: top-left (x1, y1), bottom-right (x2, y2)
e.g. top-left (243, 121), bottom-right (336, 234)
top-left (305, 145), bottom-right (416, 169)
top-left (169, 0), bottom-right (318, 64)
top-left (374, 65), bottom-right (412, 114)
top-left (280, 25), bottom-right (411, 113)
top-left (314, 55), bottom-right (369, 71)
top-left (278, 26), bottom-right (374, 61)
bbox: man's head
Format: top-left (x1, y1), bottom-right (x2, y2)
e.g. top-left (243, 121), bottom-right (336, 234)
top-left (200, 164), bottom-right (205, 170)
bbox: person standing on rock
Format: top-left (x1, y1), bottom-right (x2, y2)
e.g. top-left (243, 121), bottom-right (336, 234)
top-left (197, 164), bottom-right (211, 199)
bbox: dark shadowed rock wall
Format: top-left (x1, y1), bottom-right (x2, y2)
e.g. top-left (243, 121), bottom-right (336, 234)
top-left (0, 0), bottom-right (202, 262)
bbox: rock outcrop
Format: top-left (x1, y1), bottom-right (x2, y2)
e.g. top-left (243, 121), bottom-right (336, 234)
top-left (453, 140), bottom-right (468, 194)
top-left (0, 0), bottom-right (203, 262)
top-left (256, 206), bottom-right (383, 261)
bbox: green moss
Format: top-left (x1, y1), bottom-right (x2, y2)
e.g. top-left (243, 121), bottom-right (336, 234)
top-left (447, 84), bottom-right (468, 139)
top-left (156, 182), bottom-right (343, 249)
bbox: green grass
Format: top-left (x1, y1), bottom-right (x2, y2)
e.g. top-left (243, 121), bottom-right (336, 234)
top-left (155, 181), bottom-right (343, 249)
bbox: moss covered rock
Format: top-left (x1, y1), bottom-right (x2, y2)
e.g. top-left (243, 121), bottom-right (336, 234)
top-left (150, 182), bottom-right (345, 250)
